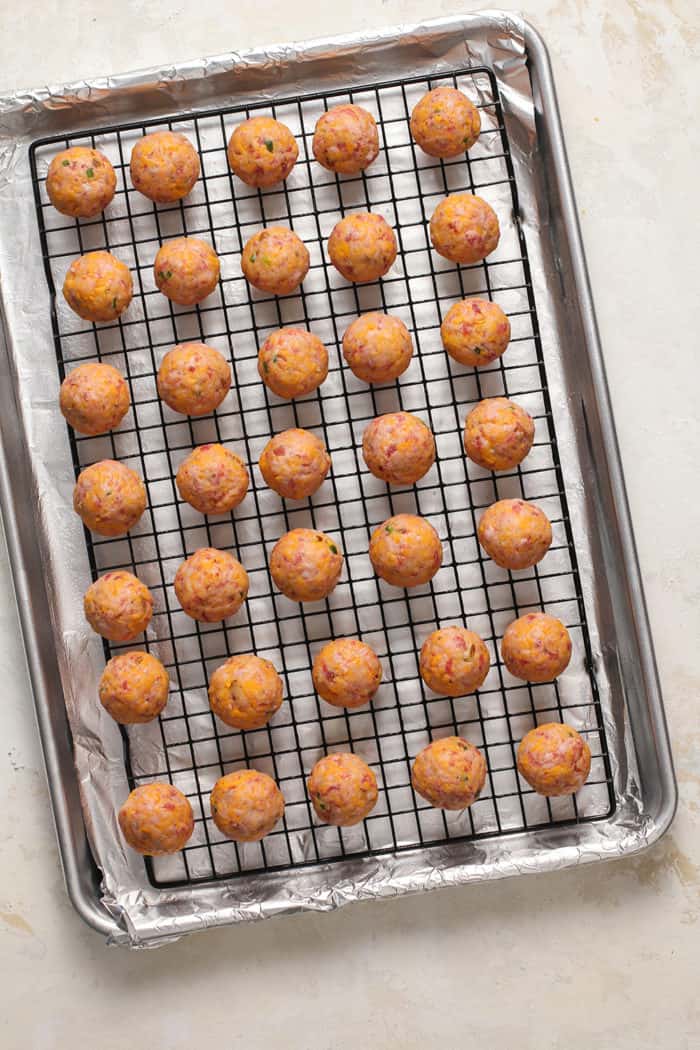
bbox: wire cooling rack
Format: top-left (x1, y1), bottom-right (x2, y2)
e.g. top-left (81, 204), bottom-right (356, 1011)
top-left (29, 65), bottom-right (614, 889)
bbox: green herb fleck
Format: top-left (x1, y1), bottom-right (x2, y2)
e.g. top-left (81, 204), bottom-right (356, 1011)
top-left (328, 543), bottom-right (338, 554)
top-left (385, 524), bottom-right (394, 533)
top-left (263, 361), bottom-right (269, 374)
top-left (473, 345), bottom-right (483, 355)
top-left (61, 159), bottom-right (70, 167)
top-left (316, 797), bottom-right (328, 810)
top-left (261, 255), bottom-right (272, 266)
top-left (158, 269), bottom-right (172, 281)
top-left (264, 139), bottom-right (274, 153)
top-left (249, 253), bottom-right (257, 263)
top-left (86, 168), bottom-right (95, 179)
top-left (272, 355), bottom-right (278, 363)
top-left (111, 297), bottom-right (117, 310)
top-left (463, 137), bottom-right (471, 145)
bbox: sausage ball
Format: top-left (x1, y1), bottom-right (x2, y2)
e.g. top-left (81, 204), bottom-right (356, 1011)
top-left (118, 783), bottom-right (194, 855)
top-left (464, 397), bottom-right (534, 471)
top-left (419, 627), bottom-right (490, 697)
top-left (59, 362), bottom-right (130, 436)
top-left (312, 639), bottom-right (382, 709)
top-left (312, 104), bottom-right (379, 175)
top-left (241, 226), bottom-right (310, 296)
top-left (258, 327), bottom-right (328, 399)
top-left (259, 428), bottom-right (330, 500)
top-left (99, 651), bottom-right (170, 724)
top-left (477, 498), bottom-right (552, 571)
top-left (63, 251), bottom-right (132, 323)
top-left (430, 193), bottom-right (500, 265)
top-left (84, 571), bottom-right (153, 642)
top-left (410, 86), bottom-right (481, 158)
top-left (73, 459), bottom-right (147, 537)
top-left (210, 770), bottom-right (285, 842)
top-left (176, 444), bottom-right (248, 515)
top-left (362, 412), bottom-right (435, 486)
top-left (154, 236), bottom-right (220, 306)
top-left (342, 312), bottom-right (413, 384)
top-left (46, 146), bottom-right (116, 218)
top-left (369, 514), bottom-right (442, 589)
top-left (174, 548), bottom-right (248, 622)
top-left (517, 723), bottom-right (591, 796)
top-left (501, 612), bottom-right (572, 683)
top-left (270, 528), bottom-right (343, 603)
top-left (441, 298), bottom-right (511, 367)
top-left (209, 654), bottom-right (283, 731)
top-left (412, 736), bottom-right (487, 810)
top-left (307, 752), bottom-right (378, 826)
top-left (129, 130), bottom-right (200, 203)
top-left (157, 343), bottom-right (231, 416)
top-left (227, 116), bottom-right (298, 188)
top-left (327, 212), bottom-right (397, 283)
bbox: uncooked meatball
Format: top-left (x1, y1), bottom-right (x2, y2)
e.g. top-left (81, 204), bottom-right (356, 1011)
top-left (313, 104), bottom-right (379, 175)
top-left (210, 770), bottom-right (285, 842)
top-left (410, 86), bottom-right (481, 158)
top-left (47, 146), bottom-right (116, 218)
top-left (63, 251), bottom-right (132, 323)
top-left (227, 116), bottom-right (299, 187)
top-left (464, 397), bottom-right (534, 470)
top-left (430, 193), bottom-right (500, 264)
top-left (362, 412), bottom-right (435, 486)
top-left (154, 236), bottom-right (220, 306)
top-left (84, 571), bottom-right (153, 642)
top-left (419, 627), bottom-right (490, 697)
top-left (327, 212), bottom-right (397, 283)
top-left (441, 298), bottom-right (510, 367)
top-left (174, 548), bottom-right (248, 622)
top-left (412, 736), bottom-right (486, 809)
top-left (477, 498), bottom-right (552, 571)
top-left (517, 722), bottom-right (591, 796)
top-left (259, 428), bottom-right (330, 500)
top-left (307, 752), bottom-right (378, 826)
top-left (501, 612), bottom-right (572, 682)
top-left (209, 654), bottom-right (283, 730)
top-left (312, 639), bottom-right (382, 709)
top-left (157, 343), bottom-right (231, 416)
top-left (130, 130), bottom-right (200, 203)
top-left (119, 783), bottom-right (194, 855)
top-left (73, 460), bottom-right (147, 537)
top-left (269, 528), bottom-right (343, 603)
top-left (258, 327), bottom-right (328, 399)
top-left (99, 651), bottom-right (169, 724)
top-left (59, 362), bottom-right (130, 436)
top-left (241, 226), bottom-right (310, 295)
top-left (176, 444), bottom-right (248, 515)
top-left (342, 312), bottom-right (413, 384)
top-left (369, 513), bottom-right (442, 588)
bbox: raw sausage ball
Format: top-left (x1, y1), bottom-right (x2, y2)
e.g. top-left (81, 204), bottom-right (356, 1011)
top-left (270, 528), bottom-right (343, 603)
top-left (154, 237), bottom-right (220, 306)
top-left (174, 548), bottom-right (248, 622)
top-left (464, 397), bottom-right (534, 471)
top-left (73, 459), bottom-right (147, 537)
top-left (517, 722), bottom-right (591, 796)
top-left (227, 116), bottom-right (298, 188)
top-left (119, 783), bottom-right (194, 855)
top-left (99, 651), bottom-right (169, 724)
top-left (210, 770), bottom-right (285, 842)
top-left (412, 736), bottom-right (487, 810)
top-left (84, 571), bottom-right (153, 642)
top-left (342, 312), bottom-right (413, 384)
top-left (313, 104), bottom-right (379, 175)
top-left (441, 298), bottom-right (510, 367)
top-left (176, 444), bottom-right (248, 515)
top-left (430, 193), bottom-right (500, 265)
top-left (328, 212), bottom-right (397, 283)
top-left (477, 498), bottom-right (552, 571)
top-left (312, 639), bottom-right (382, 709)
top-left (307, 752), bottom-right (378, 826)
top-left (63, 251), bottom-right (132, 323)
top-left (419, 627), bottom-right (490, 697)
top-left (258, 327), bottom-right (328, 399)
top-left (157, 343), bottom-right (231, 416)
top-left (209, 654), bottom-right (283, 731)
top-left (410, 86), bottom-right (481, 158)
top-left (46, 146), bottom-right (116, 218)
top-left (59, 362), bottom-right (130, 436)
top-left (501, 612), bottom-right (572, 683)
top-left (241, 226), bottom-right (310, 295)
top-left (362, 412), bottom-right (435, 486)
top-left (259, 428), bottom-right (330, 500)
top-left (369, 513), bottom-right (442, 588)
top-left (130, 130), bottom-right (200, 203)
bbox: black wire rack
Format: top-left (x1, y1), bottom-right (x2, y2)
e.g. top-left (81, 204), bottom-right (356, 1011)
top-left (29, 65), bottom-right (615, 889)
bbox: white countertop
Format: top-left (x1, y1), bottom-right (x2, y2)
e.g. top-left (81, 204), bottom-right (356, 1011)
top-left (1, 3), bottom-right (699, 1047)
